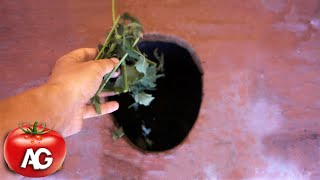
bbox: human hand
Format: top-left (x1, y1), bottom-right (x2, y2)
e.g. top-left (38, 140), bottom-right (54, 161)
top-left (0, 48), bottom-right (119, 178)
top-left (45, 48), bottom-right (119, 136)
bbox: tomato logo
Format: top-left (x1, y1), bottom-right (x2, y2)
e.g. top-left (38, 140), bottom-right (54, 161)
top-left (3, 121), bottom-right (66, 177)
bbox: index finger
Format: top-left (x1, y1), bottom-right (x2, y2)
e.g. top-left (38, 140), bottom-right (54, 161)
top-left (61, 48), bottom-right (98, 63)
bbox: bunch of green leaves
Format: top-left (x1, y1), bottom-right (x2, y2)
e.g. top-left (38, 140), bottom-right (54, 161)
top-left (91, 0), bottom-right (164, 114)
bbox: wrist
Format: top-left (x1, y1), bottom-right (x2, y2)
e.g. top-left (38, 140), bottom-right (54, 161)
top-left (0, 85), bottom-right (64, 135)
top-left (38, 84), bottom-right (72, 129)
top-left (41, 83), bottom-right (84, 137)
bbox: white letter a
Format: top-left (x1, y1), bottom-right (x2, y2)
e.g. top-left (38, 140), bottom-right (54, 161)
top-left (21, 148), bottom-right (39, 169)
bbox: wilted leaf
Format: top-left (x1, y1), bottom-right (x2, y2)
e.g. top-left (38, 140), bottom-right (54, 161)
top-left (142, 124), bottom-right (151, 136)
top-left (121, 12), bottom-right (141, 24)
top-left (122, 39), bottom-right (140, 59)
top-left (154, 48), bottom-right (165, 72)
top-left (134, 92), bottom-right (155, 106)
top-left (127, 65), bottom-right (141, 86)
top-left (112, 127), bottom-right (125, 140)
top-left (135, 57), bottom-right (149, 74)
top-left (140, 65), bottom-right (158, 89)
top-left (92, 3), bottom-right (164, 114)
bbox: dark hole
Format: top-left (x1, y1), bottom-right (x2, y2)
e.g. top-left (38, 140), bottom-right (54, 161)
top-left (109, 35), bottom-right (203, 151)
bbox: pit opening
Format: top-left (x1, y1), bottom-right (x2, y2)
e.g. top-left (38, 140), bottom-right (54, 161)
top-left (109, 34), bottom-right (203, 151)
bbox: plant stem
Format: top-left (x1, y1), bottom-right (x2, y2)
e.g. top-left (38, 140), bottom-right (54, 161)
top-left (122, 60), bottom-right (128, 92)
top-left (112, 0), bottom-right (116, 24)
top-left (146, 58), bottom-right (157, 66)
top-left (112, 0), bottom-right (118, 35)
top-left (95, 16), bottom-right (120, 60)
top-left (133, 49), bottom-right (157, 66)
top-left (97, 54), bottom-right (128, 94)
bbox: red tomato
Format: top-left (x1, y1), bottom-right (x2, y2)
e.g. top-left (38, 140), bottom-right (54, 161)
top-left (3, 122), bottom-right (66, 177)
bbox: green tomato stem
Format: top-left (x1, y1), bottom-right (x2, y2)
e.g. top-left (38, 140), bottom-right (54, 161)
top-left (122, 60), bottom-right (128, 93)
top-left (133, 49), bottom-right (157, 66)
top-left (112, 0), bottom-right (118, 35)
top-left (33, 121), bottom-right (38, 133)
top-left (97, 53), bottom-right (128, 95)
top-left (95, 15), bottom-right (120, 60)
top-left (112, 0), bottom-right (116, 23)
top-left (19, 121), bottom-right (54, 135)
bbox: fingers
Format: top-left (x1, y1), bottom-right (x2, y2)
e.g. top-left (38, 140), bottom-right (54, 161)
top-left (62, 48), bottom-right (98, 63)
top-left (109, 57), bottom-right (120, 65)
top-left (85, 92), bottom-right (118, 104)
top-left (99, 91), bottom-right (118, 97)
top-left (83, 101), bottom-right (119, 119)
top-left (87, 58), bottom-right (120, 78)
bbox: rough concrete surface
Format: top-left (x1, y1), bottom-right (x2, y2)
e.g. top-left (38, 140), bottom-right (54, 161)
top-left (1, 0), bottom-right (320, 179)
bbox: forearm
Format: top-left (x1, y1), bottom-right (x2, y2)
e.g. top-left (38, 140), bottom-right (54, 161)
top-left (0, 85), bottom-right (61, 178)
top-left (0, 48), bottom-right (119, 178)
top-left (0, 85), bottom-right (68, 138)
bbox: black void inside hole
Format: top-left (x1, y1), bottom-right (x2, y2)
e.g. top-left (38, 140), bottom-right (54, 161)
top-left (109, 38), bottom-right (203, 152)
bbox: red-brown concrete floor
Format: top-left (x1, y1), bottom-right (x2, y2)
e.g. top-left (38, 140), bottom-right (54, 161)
top-left (1, 0), bottom-right (320, 179)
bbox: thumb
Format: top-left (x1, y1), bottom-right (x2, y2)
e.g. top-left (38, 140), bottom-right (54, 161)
top-left (83, 58), bottom-right (120, 99)
top-left (94, 58), bottom-right (119, 77)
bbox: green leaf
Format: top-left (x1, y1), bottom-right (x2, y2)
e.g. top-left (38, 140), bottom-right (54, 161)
top-left (145, 138), bottom-right (153, 146)
top-left (121, 39), bottom-right (140, 59)
top-left (121, 12), bottom-right (141, 24)
top-left (154, 48), bottom-right (165, 72)
top-left (116, 23), bottom-right (124, 35)
top-left (134, 92), bottom-right (155, 106)
top-left (140, 77), bottom-right (157, 89)
top-left (127, 65), bottom-right (141, 86)
top-left (93, 1), bottom-right (164, 114)
top-left (113, 75), bottom-right (124, 92)
top-left (135, 57), bottom-right (149, 74)
top-left (139, 65), bottom-right (158, 89)
top-left (125, 22), bottom-right (143, 37)
top-left (142, 124), bottom-right (151, 136)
